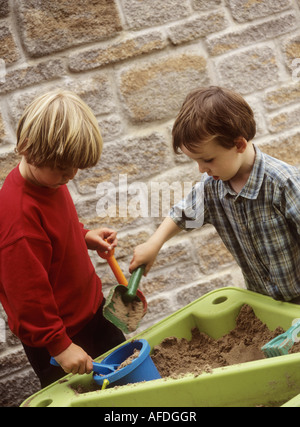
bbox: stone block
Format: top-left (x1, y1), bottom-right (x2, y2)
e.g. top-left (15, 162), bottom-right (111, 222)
top-left (16, 0), bottom-right (122, 57)
top-left (207, 12), bottom-right (297, 56)
top-left (98, 115), bottom-right (123, 142)
top-left (0, 0), bottom-right (9, 17)
top-left (0, 347), bottom-right (30, 379)
top-left (227, 0), bottom-right (292, 23)
top-left (142, 296), bottom-right (173, 324)
top-left (258, 131), bottom-right (300, 166)
top-left (147, 165), bottom-right (199, 220)
top-left (63, 74), bottom-right (115, 117)
top-left (0, 23), bottom-right (20, 65)
top-left (8, 73), bottom-right (115, 126)
top-left (216, 45), bottom-right (279, 94)
top-left (192, 0), bottom-right (222, 10)
top-left (263, 82), bottom-right (300, 110)
top-left (76, 164), bottom-right (199, 232)
top-left (118, 51), bottom-right (210, 123)
top-left (168, 10), bottom-right (228, 45)
top-left (151, 163), bottom-right (199, 188)
top-left (140, 263), bottom-right (202, 297)
top-left (6, 328), bottom-right (20, 347)
top-left (74, 132), bottom-right (174, 194)
top-left (267, 105), bottom-right (300, 133)
top-left (0, 152), bottom-right (20, 188)
top-left (122, 0), bottom-right (191, 30)
top-left (0, 367), bottom-right (39, 407)
top-left (195, 227), bottom-right (236, 275)
top-left (76, 190), bottom-right (153, 236)
top-left (245, 95), bottom-right (268, 137)
top-left (0, 111), bottom-right (6, 144)
top-left (69, 31), bottom-right (167, 72)
top-left (174, 274), bottom-right (233, 307)
top-left (282, 33), bottom-right (300, 74)
top-left (108, 229), bottom-right (153, 260)
top-left (154, 239), bottom-right (195, 269)
top-left (0, 304), bottom-right (6, 321)
top-left (0, 59), bottom-right (64, 94)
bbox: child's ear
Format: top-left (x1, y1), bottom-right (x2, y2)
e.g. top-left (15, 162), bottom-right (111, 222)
top-left (234, 136), bottom-right (248, 153)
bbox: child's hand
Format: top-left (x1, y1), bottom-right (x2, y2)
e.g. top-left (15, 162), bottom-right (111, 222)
top-left (129, 241), bottom-right (159, 275)
top-left (85, 227), bottom-right (117, 252)
top-left (53, 343), bottom-right (94, 375)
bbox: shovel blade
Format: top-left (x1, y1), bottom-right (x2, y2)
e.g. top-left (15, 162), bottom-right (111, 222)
top-left (103, 285), bottom-right (147, 334)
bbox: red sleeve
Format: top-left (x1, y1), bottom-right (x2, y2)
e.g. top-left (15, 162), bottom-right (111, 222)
top-left (0, 237), bottom-right (72, 356)
top-left (80, 222), bottom-right (89, 239)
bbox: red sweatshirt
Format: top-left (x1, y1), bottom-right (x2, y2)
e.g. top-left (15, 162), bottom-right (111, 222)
top-left (0, 166), bottom-right (103, 356)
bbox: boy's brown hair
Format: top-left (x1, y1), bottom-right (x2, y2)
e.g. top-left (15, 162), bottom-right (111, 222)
top-left (172, 86), bottom-right (256, 154)
top-left (16, 89), bottom-right (103, 169)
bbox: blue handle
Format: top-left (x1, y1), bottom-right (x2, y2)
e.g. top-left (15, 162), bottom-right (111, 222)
top-left (50, 357), bottom-right (60, 367)
top-left (50, 357), bottom-right (118, 373)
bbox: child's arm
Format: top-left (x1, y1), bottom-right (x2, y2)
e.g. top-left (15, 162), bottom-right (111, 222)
top-left (129, 217), bottom-right (181, 275)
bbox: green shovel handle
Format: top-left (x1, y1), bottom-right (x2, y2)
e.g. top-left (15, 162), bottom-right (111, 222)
top-left (123, 265), bottom-right (145, 302)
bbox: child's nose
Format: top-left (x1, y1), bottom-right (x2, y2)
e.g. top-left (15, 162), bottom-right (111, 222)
top-left (198, 164), bottom-right (210, 174)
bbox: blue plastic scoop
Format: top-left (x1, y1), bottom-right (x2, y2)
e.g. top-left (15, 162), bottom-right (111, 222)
top-left (50, 357), bottom-right (119, 374)
top-left (93, 339), bottom-right (161, 387)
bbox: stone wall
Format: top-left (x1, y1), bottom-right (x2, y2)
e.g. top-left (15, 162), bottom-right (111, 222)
top-left (0, 0), bottom-right (299, 406)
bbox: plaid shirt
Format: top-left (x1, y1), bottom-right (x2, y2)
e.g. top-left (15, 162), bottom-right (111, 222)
top-left (170, 145), bottom-right (300, 301)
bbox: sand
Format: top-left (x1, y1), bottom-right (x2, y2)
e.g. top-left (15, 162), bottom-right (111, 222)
top-left (106, 290), bottom-right (145, 332)
top-left (151, 304), bottom-right (300, 378)
top-left (116, 349), bottom-right (140, 371)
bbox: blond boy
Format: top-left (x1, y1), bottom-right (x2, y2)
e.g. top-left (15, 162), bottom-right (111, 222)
top-left (0, 90), bottom-right (125, 387)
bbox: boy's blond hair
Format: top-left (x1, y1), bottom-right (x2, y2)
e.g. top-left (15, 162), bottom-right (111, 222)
top-left (16, 89), bottom-right (103, 169)
top-left (172, 86), bottom-right (256, 154)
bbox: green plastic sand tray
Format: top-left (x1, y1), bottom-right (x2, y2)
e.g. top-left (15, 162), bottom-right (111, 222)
top-left (21, 287), bottom-right (300, 407)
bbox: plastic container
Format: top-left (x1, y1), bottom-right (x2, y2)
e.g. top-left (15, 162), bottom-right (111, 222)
top-left (93, 339), bottom-right (161, 386)
top-left (20, 287), bottom-right (300, 407)
top-left (282, 392), bottom-right (300, 407)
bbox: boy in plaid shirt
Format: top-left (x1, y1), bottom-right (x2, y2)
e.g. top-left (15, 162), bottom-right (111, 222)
top-left (130, 86), bottom-right (300, 303)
